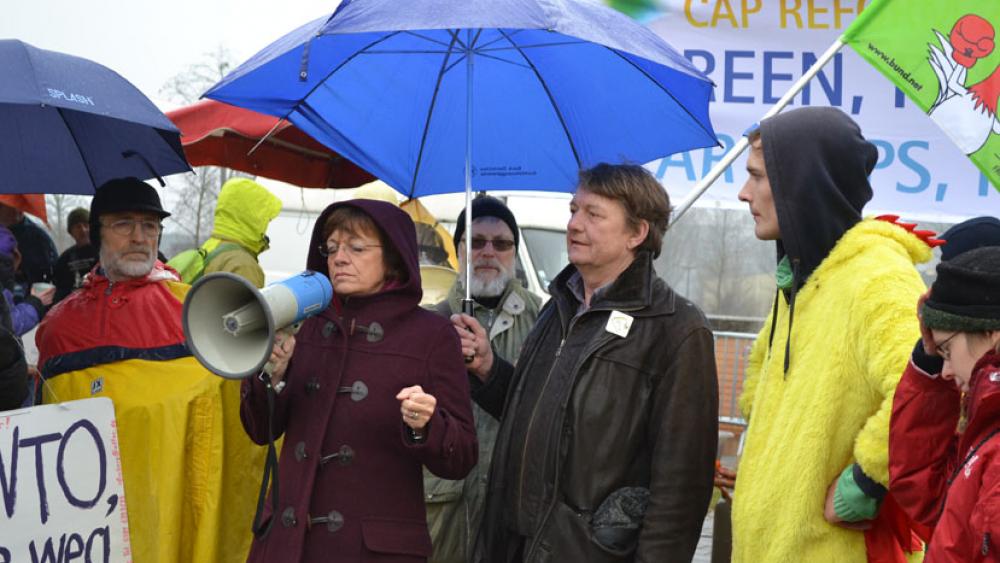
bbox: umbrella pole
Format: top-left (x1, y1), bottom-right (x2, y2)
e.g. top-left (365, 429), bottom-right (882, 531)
top-left (462, 30), bottom-right (475, 318)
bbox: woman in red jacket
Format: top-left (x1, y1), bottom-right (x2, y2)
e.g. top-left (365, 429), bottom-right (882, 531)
top-left (889, 246), bottom-right (1000, 562)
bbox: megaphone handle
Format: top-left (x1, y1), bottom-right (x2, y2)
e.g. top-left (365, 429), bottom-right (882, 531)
top-left (461, 299), bottom-right (475, 364)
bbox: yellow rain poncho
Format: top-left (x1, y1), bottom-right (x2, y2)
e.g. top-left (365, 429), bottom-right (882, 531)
top-left (36, 265), bottom-right (265, 563)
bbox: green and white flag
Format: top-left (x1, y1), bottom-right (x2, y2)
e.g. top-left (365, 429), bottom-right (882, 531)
top-left (843, 0), bottom-right (1000, 192)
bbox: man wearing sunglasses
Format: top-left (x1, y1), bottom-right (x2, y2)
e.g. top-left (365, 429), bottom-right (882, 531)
top-left (425, 194), bottom-right (541, 563)
top-left (35, 177), bottom-right (265, 563)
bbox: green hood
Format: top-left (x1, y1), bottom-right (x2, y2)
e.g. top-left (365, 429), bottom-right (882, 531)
top-left (210, 178), bottom-right (282, 255)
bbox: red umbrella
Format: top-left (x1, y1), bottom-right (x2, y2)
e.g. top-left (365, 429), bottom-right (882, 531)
top-left (0, 194), bottom-right (47, 224)
top-left (166, 100), bottom-right (375, 189)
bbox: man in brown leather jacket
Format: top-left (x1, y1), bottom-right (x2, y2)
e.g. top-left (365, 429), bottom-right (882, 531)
top-left (455, 163), bottom-right (719, 563)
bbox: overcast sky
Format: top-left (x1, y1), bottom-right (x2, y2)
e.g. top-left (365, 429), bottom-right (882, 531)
top-left (3, 1), bottom-right (337, 107)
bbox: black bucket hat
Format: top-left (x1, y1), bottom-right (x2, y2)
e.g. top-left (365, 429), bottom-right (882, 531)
top-left (89, 177), bottom-right (170, 247)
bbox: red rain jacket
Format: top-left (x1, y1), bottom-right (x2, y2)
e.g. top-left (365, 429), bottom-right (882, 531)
top-left (890, 351), bottom-right (1000, 562)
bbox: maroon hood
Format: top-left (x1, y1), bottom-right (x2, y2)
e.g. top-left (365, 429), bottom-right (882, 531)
top-left (306, 199), bottom-right (422, 306)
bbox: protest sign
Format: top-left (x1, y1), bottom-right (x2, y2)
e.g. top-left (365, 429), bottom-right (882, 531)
top-left (0, 398), bottom-right (130, 563)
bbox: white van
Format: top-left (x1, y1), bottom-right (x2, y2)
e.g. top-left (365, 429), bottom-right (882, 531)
top-left (258, 180), bottom-right (570, 302)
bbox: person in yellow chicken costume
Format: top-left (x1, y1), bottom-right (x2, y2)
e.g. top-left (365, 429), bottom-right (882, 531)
top-left (731, 108), bottom-right (935, 562)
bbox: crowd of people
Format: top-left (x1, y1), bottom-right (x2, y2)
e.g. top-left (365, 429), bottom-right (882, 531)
top-left (0, 106), bottom-right (998, 563)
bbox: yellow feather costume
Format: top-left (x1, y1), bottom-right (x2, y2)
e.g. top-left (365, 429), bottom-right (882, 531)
top-left (733, 219), bottom-right (929, 562)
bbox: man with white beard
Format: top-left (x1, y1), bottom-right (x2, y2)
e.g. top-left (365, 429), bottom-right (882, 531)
top-left (424, 195), bottom-right (542, 563)
top-left (36, 178), bottom-right (267, 563)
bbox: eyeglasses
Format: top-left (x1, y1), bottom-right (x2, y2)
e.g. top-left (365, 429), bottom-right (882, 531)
top-left (934, 332), bottom-right (960, 361)
top-left (466, 237), bottom-right (515, 252)
top-left (318, 241), bottom-right (382, 258)
top-left (102, 219), bottom-right (161, 237)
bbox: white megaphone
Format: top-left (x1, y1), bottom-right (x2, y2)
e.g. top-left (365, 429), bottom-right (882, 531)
top-left (183, 271), bottom-right (334, 379)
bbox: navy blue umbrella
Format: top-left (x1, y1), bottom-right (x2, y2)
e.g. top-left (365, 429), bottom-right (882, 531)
top-left (0, 40), bottom-right (191, 194)
top-left (205, 0), bottom-right (718, 306)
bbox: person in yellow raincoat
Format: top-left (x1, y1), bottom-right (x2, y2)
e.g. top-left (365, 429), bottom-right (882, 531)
top-left (201, 177), bottom-right (281, 287)
top-left (169, 177), bottom-right (282, 288)
top-left (36, 178), bottom-right (266, 563)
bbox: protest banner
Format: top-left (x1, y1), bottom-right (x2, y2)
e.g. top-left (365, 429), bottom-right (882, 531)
top-left (0, 398), bottom-right (130, 563)
top-left (607, 0), bottom-right (1000, 221)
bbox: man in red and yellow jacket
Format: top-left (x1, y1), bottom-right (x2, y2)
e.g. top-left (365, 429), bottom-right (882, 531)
top-left (37, 177), bottom-right (264, 563)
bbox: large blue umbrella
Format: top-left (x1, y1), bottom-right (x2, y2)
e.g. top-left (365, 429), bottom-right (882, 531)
top-left (205, 0), bottom-right (718, 305)
top-left (0, 40), bottom-right (191, 194)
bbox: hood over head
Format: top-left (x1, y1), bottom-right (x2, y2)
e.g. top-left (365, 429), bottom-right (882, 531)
top-left (211, 178), bottom-right (282, 255)
top-left (759, 106), bottom-right (877, 287)
top-left (306, 198), bottom-right (422, 306)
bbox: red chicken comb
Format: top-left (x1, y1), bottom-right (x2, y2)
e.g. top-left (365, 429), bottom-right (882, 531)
top-left (875, 215), bottom-right (946, 248)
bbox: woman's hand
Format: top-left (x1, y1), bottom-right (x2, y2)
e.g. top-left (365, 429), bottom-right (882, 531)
top-left (267, 333), bottom-right (296, 385)
top-left (451, 314), bottom-right (493, 381)
top-left (396, 385), bottom-right (436, 431)
top-left (31, 285), bottom-right (55, 307)
top-left (917, 289), bottom-right (937, 355)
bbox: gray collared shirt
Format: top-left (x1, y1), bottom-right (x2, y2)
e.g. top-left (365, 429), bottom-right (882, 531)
top-left (566, 270), bottom-right (610, 317)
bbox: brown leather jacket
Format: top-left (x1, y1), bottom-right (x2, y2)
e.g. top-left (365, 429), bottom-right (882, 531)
top-left (473, 251), bottom-right (719, 563)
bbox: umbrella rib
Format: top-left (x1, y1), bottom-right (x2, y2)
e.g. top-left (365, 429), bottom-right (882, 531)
top-left (469, 51), bottom-right (532, 70)
top-left (443, 53), bottom-right (468, 75)
top-left (453, 30), bottom-right (470, 51)
top-left (602, 47), bottom-right (718, 145)
top-left (363, 49), bottom-right (455, 55)
top-left (408, 31), bottom-right (462, 198)
top-left (293, 31), bottom-right (404, 118)
top-left (231, 33), bottom-right (404, 164)
top-left (54, 108), bottom-right (99, 190)
top-left (402, 30), bottom-right (453, 48)
top-left (475, 29), bottom-right (525, 51)
top-left (443, 50), bottom-right (528, 75)
top-left (469, 28), bottom-right (484, 50)
top-left (479, 40), bottom-right (586, 52)
top-left (244, 132), bottom-right (335, 160)
top-left (496, 29), bottom-right (582, 169)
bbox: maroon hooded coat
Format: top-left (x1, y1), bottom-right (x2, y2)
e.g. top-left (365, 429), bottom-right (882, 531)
top-left (241, 199), bottom-right (477, 562)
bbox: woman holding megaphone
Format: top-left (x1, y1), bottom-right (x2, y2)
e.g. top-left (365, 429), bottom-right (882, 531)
top-left (240, 199), bottom-right (478, 562)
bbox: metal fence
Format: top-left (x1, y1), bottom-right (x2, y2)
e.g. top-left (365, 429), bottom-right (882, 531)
top-left (713, 331), bottom-right (755, 427)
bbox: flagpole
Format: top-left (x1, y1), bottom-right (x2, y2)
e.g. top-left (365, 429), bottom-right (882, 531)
top-left (671, 37), bottom-right (846, 225)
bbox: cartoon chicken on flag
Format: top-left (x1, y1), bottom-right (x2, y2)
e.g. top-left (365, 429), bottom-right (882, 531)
top-left (928, 14), bottom-right (1000, 156)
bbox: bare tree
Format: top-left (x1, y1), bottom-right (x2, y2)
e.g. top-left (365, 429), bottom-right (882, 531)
top-left (160, 45), bottom-right (236, 108)
top-left (659, 207), bottom-right (775, 325)
top-left (45, 194), bottom-right (90, 252)
top-left (160, 46), bottom-right (247, 251)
